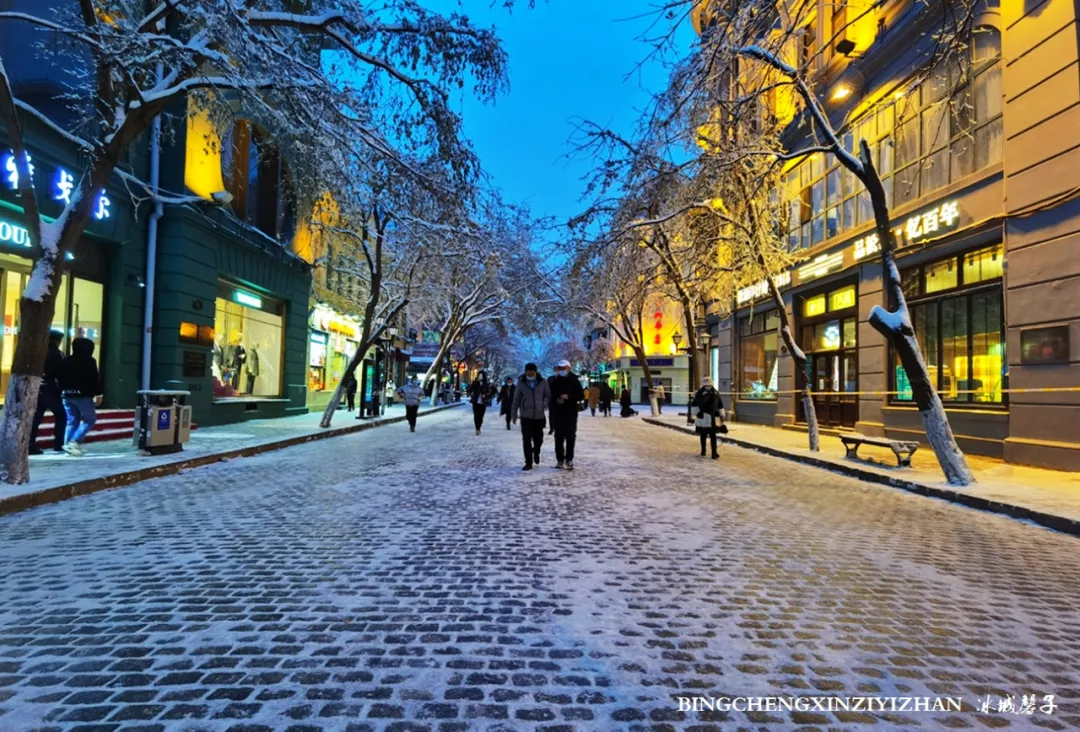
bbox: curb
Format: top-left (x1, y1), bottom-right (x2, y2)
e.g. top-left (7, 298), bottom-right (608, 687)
top-left (1, 403), bottom-right (464, 519)
top-left (644, 417), bottom-right (1080, 538)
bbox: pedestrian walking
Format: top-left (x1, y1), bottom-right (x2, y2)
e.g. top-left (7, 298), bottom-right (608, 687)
top-left (343, 373), bottom-right (358, 412)
top-left (397, 375), bottom-right (424, 432)
top-left (691, 377), bottom-right (725, 460)
top-left (469, 371), bottom-right (491, 435)
top-left (58, 336), bottom-right (102, 456)
top-left (29, 330), bottom-right (67, 455)
top-left (654, 382), bottom-right (665, 414)
top-left (497, 376), bottom-right (515, 430)
top-left (619, 387), bottom-right (636, 418)
top-left (599, 382), bottom-right (614, 417)
top-left (512, 362), bottom-right (551, 471)
top-left (588, 384), bottom-right (600, 417)
top-left (550, 360), bottom-right (584, 470)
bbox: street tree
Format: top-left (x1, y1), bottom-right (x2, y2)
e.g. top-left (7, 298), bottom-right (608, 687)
top-left (640, 0), bottom-right (986, 483)
top-left (0, 0), bottom-right (510, 483)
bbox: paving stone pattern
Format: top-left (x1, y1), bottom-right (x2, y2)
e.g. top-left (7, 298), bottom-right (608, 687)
top-left (1, 409), bottom-right (1079, 731)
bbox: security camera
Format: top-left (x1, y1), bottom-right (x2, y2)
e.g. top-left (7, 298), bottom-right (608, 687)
top-left (211, 190), bottom-right (234, 205)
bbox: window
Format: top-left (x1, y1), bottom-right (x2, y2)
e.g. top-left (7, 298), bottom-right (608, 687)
top-left (214, 282), bottom-right (285, 399)
top-left (739, 311), bottom-right (779, 400)
top-left (782, 41), bottom-right (1003, 247)
top-left (893, 244), bottom-right (1005, 404)
top-left (221, 121), bottom-right (297, 242)
top-left (804, 293), bottom-right (826, 318)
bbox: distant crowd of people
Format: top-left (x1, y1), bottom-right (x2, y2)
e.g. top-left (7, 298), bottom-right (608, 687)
top-left (393, 360), bottom-right (727, 468)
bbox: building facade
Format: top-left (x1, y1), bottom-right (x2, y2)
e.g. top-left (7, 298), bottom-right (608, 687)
top-left (606, 298), bottom-right (692, 404)
top-left (706, 0), bottom-right (1080, 471)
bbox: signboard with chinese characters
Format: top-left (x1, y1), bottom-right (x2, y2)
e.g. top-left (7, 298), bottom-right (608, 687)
top-left (853, 200), bottom-right (961, 263)
top-left (736, 271), bottom-right (792, 306)
top-left (2, 151), bottom-right (111, 221)
top-left (794, 251), bottom-right (845, 285)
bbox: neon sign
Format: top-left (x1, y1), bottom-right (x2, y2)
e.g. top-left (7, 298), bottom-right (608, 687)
top-left (854, 200), bottom-right (960, 262)
top-left (234, 290), bottom-right (262, 309)
top-left (737, 271), bottom-right (792, 305)
top-left (3, 151), bottom-right (34, 189)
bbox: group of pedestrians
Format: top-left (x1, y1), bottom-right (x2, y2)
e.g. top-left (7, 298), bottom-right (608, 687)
top-left (397, 359), bottom-right (728, 466)
top-left (29, 331), bottom-right (103, 457)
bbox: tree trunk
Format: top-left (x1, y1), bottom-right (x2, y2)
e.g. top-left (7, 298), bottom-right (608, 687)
top-left (858, 141), bottom-right (974, 485)
top-left (630, 345), bottom-right (659, 417)
top-left (0, 216), bottom-right (85, 483)
top-left (319, 339), bottom-right (372, 428)
top-left (680, 299), bottom-right (698, 422)
top-left (422, 336), bottom-right (455, 406)
top-left (769, 279), bottom-right (819, 452)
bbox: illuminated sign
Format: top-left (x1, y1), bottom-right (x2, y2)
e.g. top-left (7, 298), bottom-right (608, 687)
top-left (853, 200), bottom-right (960, 262)
top-left (736, 271), bottom-right (792, 305)
top-left (94, 191), bottom-right (111, 220)
top-left (54, 169), bottom-right (75, 204)
top-left (234, 290), bottom-right (262, 309)
top-left (310, 331), bottom-right (328, 345)
top-left (796, 251), bottom-right (845, 283)
top-left (0, 219), bottom-right (31, 248)
top-left (3, 151), bottom-right (34, 189)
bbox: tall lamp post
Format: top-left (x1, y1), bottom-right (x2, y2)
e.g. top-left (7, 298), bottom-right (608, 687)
top-left (673, 329), bottom-right (713, 424)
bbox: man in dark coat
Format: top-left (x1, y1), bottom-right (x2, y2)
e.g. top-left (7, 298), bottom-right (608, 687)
top-left (512, 363), bottom-right (551, 470)
top-left (549, 359), bottom-right (585, 470)
top-left (29, 330), bottom-right (67, 454)
top-left (598, 382), bottom-right (614, 417)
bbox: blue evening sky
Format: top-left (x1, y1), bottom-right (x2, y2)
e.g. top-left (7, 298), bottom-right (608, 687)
top-left (435, 1), bottom-right (695, 229)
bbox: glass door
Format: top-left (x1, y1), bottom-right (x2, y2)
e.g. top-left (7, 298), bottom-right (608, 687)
top-left (1, 269), bottom-right (26, 403)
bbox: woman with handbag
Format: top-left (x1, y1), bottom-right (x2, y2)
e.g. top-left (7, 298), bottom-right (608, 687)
top-left (691, 377), bottom-right (725, 459)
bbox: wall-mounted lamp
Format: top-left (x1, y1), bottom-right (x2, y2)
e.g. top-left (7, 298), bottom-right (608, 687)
top-left (831, 83), bottom-right (853, 102)
top-left (128, 274), bottom-right (145, 288)
top-left (211, 190), bottom-right (234, 205)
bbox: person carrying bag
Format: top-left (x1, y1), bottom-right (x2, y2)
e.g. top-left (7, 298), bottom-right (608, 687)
top-left (691, 377), bottom-right (725, 460)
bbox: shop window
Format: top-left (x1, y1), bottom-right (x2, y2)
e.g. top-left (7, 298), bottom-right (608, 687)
top-left (738, 312), bottom-right (778, 400)
top-left (963, 244), bottom-right (1003, 284)
top-left (815, 320), bottom-right (842, 351)
top-left (925, 257), bottom-right (958, 293)
top-left (213, 283), bottom-right (284, 399)
top-left (893, 246), bottom-right (1004, 405)
top-left (804, 294), bottom-right (826, 318)
top-left (0, 265), bottom-right (105, 405)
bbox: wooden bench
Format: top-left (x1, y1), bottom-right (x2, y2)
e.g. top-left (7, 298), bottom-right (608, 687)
top-left (839, 433), bottom-right (920, 468)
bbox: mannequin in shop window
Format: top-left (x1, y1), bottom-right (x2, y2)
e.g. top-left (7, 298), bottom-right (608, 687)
top-left (246, 340), bottom-right (260, 395)
top-left (212, 336), bottom-right (224, 381)
top-left (225, 332), bottom-right (246, 392)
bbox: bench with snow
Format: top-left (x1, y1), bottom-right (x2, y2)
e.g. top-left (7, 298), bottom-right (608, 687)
top-left (839, 433), bottom-right (920, 468)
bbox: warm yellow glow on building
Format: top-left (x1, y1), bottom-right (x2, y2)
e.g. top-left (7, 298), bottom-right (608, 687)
top-left (184, 100), bottom-right (226, 201)
top-left (292, 192), bottom-right (341, 264)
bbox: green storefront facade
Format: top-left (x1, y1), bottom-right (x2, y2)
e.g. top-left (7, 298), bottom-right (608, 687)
top-left (1, 112), bottom-right (311, 427)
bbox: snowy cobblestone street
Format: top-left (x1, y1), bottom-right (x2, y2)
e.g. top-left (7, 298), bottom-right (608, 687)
top-left (2, 409), bottom-right (1080, 731)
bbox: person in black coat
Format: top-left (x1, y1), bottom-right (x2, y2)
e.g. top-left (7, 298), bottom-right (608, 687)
top-left (619, 387), bottom-right (635, 417)
top-left (496, 376), bottom-right (515, 430)
top-left (29, 330), bottom-right (67, 454)
top-left (549, 360), bottom-right (585, 469)
top-left (58, 336), bottom-right (102, 456)
top-left (691, 377), bottom-right (724, 459)
top-left (599, 382), bottom-right (614, 417)
top-left (343, 373), bottom-right (358, 412)
top-left (468, 371), bottom-right (492, 435)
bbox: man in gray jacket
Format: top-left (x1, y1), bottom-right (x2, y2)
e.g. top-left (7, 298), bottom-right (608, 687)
top-left (512, 362), bottom-right (551, 471)
top-left (397, 375), bottom-right (425, 432)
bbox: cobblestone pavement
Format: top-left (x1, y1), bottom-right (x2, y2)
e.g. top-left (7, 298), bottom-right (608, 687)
top-left (2, 409), bottom-right (1080, 732)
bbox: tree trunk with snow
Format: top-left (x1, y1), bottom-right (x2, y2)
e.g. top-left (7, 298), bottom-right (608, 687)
top-left (629, 345), bottom-right (659, 417)
top-left (769, 278), bottom-right (819, 452)
top-left (859, 142), bottom-right (974, 486)
top-left (0, 208), bottom-right (93, 483)
top-left (421, 335), bottom-right (456, 406)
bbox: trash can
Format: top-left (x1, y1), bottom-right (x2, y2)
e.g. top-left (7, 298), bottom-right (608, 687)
top-left (134, 390), bottom-right (192, 455)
